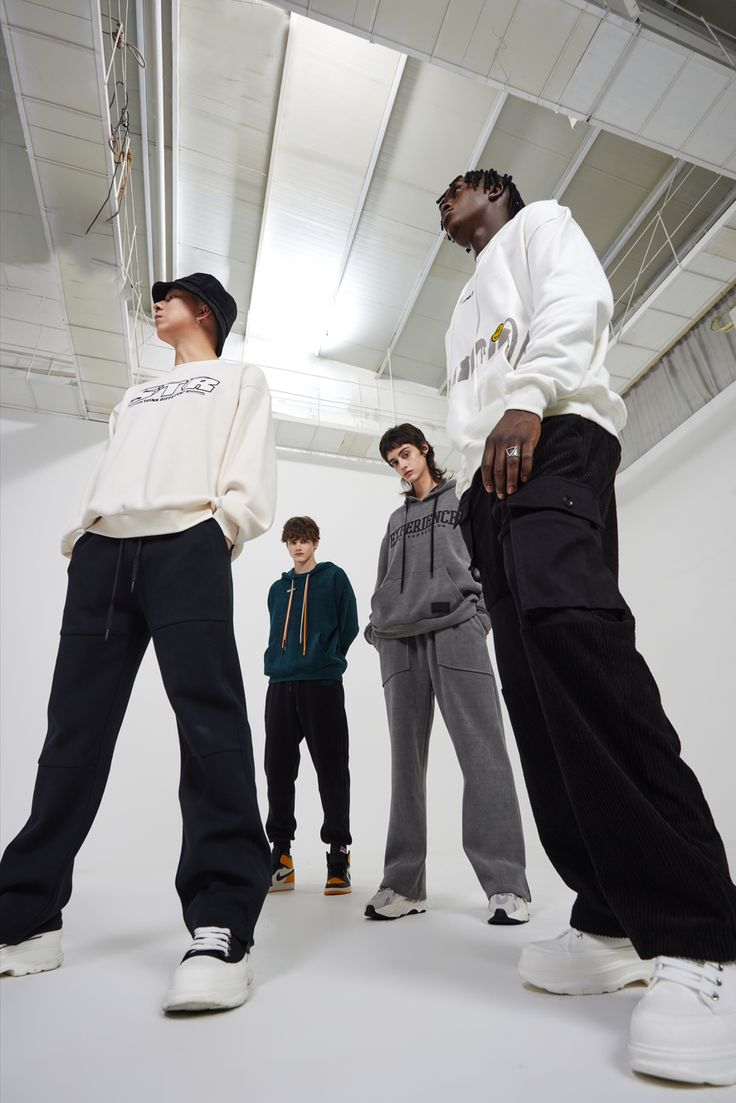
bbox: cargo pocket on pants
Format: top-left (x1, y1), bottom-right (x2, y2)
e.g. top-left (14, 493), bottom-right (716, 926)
top-left (502, 476), bottom-right (628, 616)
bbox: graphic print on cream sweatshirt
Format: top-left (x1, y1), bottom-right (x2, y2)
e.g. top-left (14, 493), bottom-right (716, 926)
top-left (61, 360), bottom-right (276, 559)
top-left (445, 200), bottom-right (627, 497)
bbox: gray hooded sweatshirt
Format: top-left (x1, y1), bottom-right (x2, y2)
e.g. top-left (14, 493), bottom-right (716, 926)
top-left (366, 479), bottom-right (489, 641)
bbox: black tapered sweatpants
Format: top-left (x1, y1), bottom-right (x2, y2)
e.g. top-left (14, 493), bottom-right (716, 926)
top-left (264, 680), bottom-right (351, 849)
top-left (458, 413), bottom-right (736, 962)
top-left (0, 519), bottom-right (271, 949)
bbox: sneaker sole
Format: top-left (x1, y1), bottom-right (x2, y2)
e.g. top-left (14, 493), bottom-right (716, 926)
top-left (0, 951), bottom-right (63, 977)
top-left (163, 972), bottom-right (253, 1013)
top-left (0, 931), bottom-right (63, 977)
top-left (630, 1042), bottom-right (736, 1086)
top-left (324, 887), bottom-right (351, 896)
top-left (268, 883), bottom-right (295, 893)
top-left (519, 950), bottom-right (652, 995)
top-left (364, 905), bottom-right (426, 921)
top-left (488, 909), bottom-right (529, 926)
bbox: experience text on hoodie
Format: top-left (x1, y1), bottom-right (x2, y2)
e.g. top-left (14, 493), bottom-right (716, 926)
top-left (367, 479), bottom-right (489, 641)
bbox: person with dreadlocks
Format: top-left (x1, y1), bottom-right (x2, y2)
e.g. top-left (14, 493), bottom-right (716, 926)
top-left (263, 515), bottom-right (358, 896)
top-left (438, 169), bottom-right (736, 1086)
top-left (363, 422), bottom-right (529, 923)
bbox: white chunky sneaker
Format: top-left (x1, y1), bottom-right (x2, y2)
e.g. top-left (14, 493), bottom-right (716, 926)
top-left (0, 928), bottom-right (63, 977)
top-left (519, 928), bottom-right (654, 995)
top-left (162, 926), bottom-right (252, 1013)
top-left (364, 887), bottom-right (427, 921)
top-left (630, 957), bottom-right (736, 1086)
top-left (488, 893), bottom-right (529, 925)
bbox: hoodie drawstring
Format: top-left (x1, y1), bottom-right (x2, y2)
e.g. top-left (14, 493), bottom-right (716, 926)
top-left (105, 542), bottom-right (124, 642)
top-left (105, 538), bottom-right (143, 642)
top-left (281, 575), bottom-right (311, 656)
top-left (401, 488), bottom-right (441, 592)
top-left (299, 574), bottom-right (310, 656)
top-left (399, 499), bottom-right (409, 594)
top-left (281, 580), bottom-right (295, 651)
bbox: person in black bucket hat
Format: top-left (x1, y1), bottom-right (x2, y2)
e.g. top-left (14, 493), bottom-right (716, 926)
top-left (152, 272), bottom-right (238, 357)
top-left (0, 269), bottom-right (277, 1015)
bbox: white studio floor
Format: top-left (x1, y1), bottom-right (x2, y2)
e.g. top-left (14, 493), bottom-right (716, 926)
top-left (2, 846), bottom-right (730, 1103)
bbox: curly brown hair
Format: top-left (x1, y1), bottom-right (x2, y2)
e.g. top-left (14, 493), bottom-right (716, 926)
top-left (281, 516), bottom-right (320, 544)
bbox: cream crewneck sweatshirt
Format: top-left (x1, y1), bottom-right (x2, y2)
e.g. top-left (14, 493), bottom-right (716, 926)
top-left (445, 200), bottom-right (627, 497)
top-left (61, 359), bottom-right (276, 559)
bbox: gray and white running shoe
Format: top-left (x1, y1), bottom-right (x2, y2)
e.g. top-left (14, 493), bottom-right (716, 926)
top-left (488, 893), bottom-right (530, 925)
top-left (364, 887), bottom-right (427, 921)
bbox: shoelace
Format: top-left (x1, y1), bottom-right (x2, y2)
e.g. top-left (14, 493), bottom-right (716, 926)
top-left (654, 956), bottom-right (725, 1002)
top-left (186, 926), bottom-right (231, 957)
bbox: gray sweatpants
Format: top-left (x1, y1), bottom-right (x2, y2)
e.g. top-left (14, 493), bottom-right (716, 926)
top-left (375, 616), bottom-right (529, 901)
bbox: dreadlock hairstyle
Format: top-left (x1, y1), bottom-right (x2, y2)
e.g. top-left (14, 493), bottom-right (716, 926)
top-left (436, 169), bottom-right (525, 251)
top-left (379, 423), bottom-right (447, 497)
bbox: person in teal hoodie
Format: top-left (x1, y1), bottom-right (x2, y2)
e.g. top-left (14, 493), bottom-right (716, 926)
top-left (263, 516), bottom-right (359, 896)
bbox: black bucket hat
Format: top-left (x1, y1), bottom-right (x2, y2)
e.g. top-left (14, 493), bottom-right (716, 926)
top-left (151, 272), bottom-right (237, 357)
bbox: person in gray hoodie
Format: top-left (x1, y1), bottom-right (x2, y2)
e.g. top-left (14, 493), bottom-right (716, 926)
top-left (364, 423), bottom-right (529, 924)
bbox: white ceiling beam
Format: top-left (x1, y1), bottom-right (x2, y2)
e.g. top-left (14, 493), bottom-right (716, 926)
top-left (244, 18), bottom-right (294, 345)
top-left (245, 18), bottom-right (404, 353)
top-left (602, 157), bottom-right (684, 271)
top-left (550, 125), bottom-right (600, 200)
top-left (316, 53), bottom-right (407, 357)
top-left (0, 7), bottom-right (89, 416)
top-left (376, 91), bottom-right (508, 379)
top-left (268, 1), bottom-right (736, 180)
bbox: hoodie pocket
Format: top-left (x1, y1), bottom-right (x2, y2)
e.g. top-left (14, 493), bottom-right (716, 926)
top-left (371, 565), bottom-right (466, 628)
top-left (375, 637), bottom-right (411, 686)
top-left (435, 617), bottom-right (492, 674)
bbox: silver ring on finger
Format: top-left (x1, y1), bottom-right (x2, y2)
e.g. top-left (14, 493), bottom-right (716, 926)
top-left (505, 444), bottom-right (520, 458)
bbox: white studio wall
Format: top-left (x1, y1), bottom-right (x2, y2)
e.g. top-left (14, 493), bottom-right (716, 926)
top-left (2, 388), bottom-right (735, 935)
top-left (1, 406), bottom-right (535, 920)
top-left (616, 382), bottom-right (736, 849)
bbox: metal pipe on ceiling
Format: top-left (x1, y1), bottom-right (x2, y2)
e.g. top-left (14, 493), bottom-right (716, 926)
top-left (135, 0), bottom-right (155, 294)
top-left (152, 0), bottom-right (167, 281)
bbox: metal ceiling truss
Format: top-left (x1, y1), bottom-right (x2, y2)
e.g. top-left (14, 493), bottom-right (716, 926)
top-left (611, 174), bottom-right (736, 335)
top-left (615, 191), bottom-right (736, 362)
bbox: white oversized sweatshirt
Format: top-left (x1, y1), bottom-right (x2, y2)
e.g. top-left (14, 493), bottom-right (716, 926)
top-left (445, 200), bottom-right (627, 497)
top-left (61, 359), bottom-right (277, 560)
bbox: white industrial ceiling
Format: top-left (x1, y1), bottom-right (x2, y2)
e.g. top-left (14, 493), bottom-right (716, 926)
top-left (1, 0), bottom-right (735, 470)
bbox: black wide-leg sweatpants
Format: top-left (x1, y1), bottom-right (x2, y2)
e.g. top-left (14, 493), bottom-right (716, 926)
top-left (458, 414), bottom-right (736, 962)
top-left (0, 519), bottom-right (271, 949)
top-left (264, 680), bottom-right (351, 849)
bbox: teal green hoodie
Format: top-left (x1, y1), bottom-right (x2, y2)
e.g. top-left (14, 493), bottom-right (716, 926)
top-left (264, 561), bottom-right (359, 683)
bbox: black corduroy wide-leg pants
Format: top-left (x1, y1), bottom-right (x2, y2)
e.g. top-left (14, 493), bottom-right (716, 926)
top-left (458, 414), bottom-right (736, 962)
top-left (0, 520), bottom-right (271, 949)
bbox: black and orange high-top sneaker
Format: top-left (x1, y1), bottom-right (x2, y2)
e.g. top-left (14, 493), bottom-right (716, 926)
top-left (324, 846), bottom-right (351, 896)
top-left (268, 847), bottom-right (295, 893)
